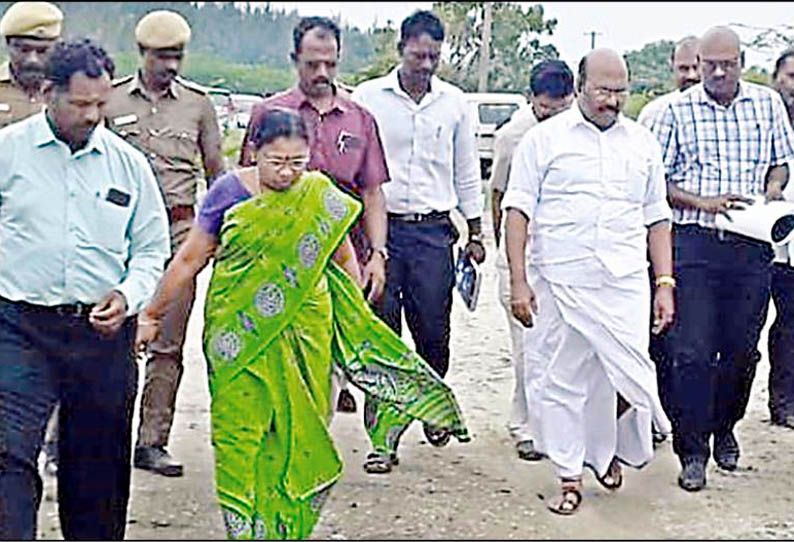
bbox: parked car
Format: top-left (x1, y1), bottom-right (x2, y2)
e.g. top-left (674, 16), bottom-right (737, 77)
top-left (206, 87), bottom-right (233, 130)
top-left (465, 92), bottom-right (526, 179)
top-left (229, 93), bottom-right (265, 129)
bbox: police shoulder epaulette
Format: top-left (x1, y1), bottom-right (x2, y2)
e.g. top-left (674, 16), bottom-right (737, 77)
top-left (111, 74), bottom-right (134, 87)
top-left (175, 77), bottom-right (208, 95)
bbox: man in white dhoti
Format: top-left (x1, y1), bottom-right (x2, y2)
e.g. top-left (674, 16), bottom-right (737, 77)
top-left (502, 48), bottom-right (675, 515)
top-left (490, 59), bottom-right (574, 461)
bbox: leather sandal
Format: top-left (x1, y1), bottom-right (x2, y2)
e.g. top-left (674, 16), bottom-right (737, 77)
top-left (547, 478), bottom-right (583, 515)
top-left (593, 456), bottom-right (623, 490)
top-left (363, 452), bottom-right (398, 474)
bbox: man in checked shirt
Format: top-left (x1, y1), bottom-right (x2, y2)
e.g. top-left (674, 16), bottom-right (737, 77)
top-left (650, 26), bottom-right (794, 492)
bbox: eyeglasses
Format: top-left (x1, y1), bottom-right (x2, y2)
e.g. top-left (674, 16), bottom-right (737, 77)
top-left (702, 59), bottom-right (740, 72)
top-left (591, 86), bottom-right (629, 100)
top-left (261, 156), bottom-right (310, 171)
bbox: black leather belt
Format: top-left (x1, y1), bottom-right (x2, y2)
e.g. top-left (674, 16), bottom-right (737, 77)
top-left (387, 211), bottom-right (450, 223)
top-left (0, 297), bottom-right (95, 317)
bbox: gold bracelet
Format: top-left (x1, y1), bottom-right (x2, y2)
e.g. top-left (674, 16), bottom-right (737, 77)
top-left (655, 275), bottom-right (676, 288)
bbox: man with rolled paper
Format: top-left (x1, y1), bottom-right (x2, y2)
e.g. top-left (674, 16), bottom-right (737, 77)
top-left (651, 26), bottom-right (794, 492)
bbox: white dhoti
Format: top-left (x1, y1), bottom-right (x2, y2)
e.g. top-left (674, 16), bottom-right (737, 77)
top-left (496, 250), bottom-right (532, 443)
top-left (525, 266), bottom-right (671, 479)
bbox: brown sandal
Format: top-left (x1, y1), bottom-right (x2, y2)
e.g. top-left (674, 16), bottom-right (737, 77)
top-left (594, 457), bottom-right (623, 490)
top-left (547, 478), bottom-right (582, 515)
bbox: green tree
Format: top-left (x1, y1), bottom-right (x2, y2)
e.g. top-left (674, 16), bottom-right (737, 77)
top-left (340, 21), bottom-right (400, 86)
top-left (623, 40), bottom-right (674, 95)
top-left (432, 2), bottom-right (558, 92)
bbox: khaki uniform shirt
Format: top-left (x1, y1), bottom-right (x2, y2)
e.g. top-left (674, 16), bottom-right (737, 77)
top-left (104, 73), bottom-right (220, 210)
top-left (0, 62), bottom-right (45, 129)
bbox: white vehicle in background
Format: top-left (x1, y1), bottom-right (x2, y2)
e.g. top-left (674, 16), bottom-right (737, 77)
top-left (466, 92), bottom-right (526, 179)
top-left (230, 93), bottom-right (265, 129)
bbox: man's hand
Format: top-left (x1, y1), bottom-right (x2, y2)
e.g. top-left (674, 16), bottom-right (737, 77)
top-left (510, 278), bottom-right (538, 328)
top-left (89, 290), bottom-right (128, 337)
top-left (465, 238), bottom-right (486, 264)
top-left (362, 251), bottom-right (386, 303)
top-left (766, 181), bottom-right (785, 202)
top-left (698, 193), bottom-right (754, 217)
top-left (651, 287), bottom-right (675, 335)
top-left (135, 311), bottom-right (160, 353)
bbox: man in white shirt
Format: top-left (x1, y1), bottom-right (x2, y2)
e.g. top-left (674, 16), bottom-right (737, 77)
top-left (489, 59), bottom-right (574, 462)
top-left (637, 36), bottom-right (700, 129)
top-left (352, 10), bottom-right (485, 471)
top-left (503, 48), bottom-right (674, 515)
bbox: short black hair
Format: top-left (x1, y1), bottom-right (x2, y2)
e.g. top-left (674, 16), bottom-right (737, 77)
top-left (577, 55), bottom-right (587, 92)
top-left (45, 38), bottom-right (114, 91)
top-left (398, 10), bottom-right (444, 54)
top-left (292, 16), bottom-right (340, 58)
top-left (774, 48), bottom-right (794, 79)
top-left (249, 107), bottom-right (309, 150)
top-left (529, 60), bottom-right (574, 98)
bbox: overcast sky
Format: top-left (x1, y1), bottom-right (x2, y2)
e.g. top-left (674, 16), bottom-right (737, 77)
top-left (267, 1), bottom-right (794, 73)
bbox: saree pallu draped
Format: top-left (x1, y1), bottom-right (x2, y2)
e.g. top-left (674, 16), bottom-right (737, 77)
top-left (203, 172), bottom-right (469, 540)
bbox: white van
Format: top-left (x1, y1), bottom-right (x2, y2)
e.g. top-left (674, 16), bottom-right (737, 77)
top-left (466, 92), bottom-right (526, 178)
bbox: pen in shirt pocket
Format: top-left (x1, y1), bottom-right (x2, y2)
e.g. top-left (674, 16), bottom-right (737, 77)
top-left (436, 126), bottom-right (442, 139)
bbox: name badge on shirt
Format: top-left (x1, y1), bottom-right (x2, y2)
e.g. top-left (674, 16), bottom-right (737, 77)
top-left (0, 103), bottom-right (9, 112)
top-left (113, 114), bottom-right (138, 127)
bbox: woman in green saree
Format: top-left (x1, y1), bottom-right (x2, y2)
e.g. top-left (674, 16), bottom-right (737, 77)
top-left (136, 108), bottom-right (469, 539)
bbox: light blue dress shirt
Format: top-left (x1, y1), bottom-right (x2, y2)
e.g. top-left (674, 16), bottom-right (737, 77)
top-left (0, 112), bottom-right (171, 314)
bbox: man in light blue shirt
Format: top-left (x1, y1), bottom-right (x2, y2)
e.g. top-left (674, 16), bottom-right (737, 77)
top-left (0, 38), bottom-right (170, 540)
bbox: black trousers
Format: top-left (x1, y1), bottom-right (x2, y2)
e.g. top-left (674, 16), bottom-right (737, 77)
top-left (375, 217), bottom-right (457, 378)
top-left (0, 299), bottom-right (138, 540)
top-left (767, 262), bottom-right (794, 422)
top-left (657, 225), bottom-right (772, 461)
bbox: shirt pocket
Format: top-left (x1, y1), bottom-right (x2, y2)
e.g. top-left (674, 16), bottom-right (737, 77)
top-left (161, 126), bottom-right (200, 162)
top-left (415, 115), bottom-right (452, 166)
top-left (609, 152), bottom-right (648, 203)
top-left (91, 187), bottom-right (131, 253)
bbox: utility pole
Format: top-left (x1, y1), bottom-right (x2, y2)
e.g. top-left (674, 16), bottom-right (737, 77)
top-left (478, 2), bottom-right (493, 92)
top-left (584, 30), bottom-right (603, 50)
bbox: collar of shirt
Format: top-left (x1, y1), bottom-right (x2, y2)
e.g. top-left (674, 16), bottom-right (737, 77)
top-left (566, 101), bottom-right (628, 135)
top-left (380, 66), bottom-right (447, 107)
top-left (31, 111), bottom-right (105, 157)
top-left (127, 70), bottom-right (179, 101)
top-left (280, 85), bottom-right (348, 116)
top-left (691, 80), bottom-right (753, 109)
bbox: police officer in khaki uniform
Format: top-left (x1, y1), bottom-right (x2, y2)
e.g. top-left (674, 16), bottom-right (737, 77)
top-left (0, 1), bottom-right (62, 128)
top-left (105, 9), bottom-right (223, 477)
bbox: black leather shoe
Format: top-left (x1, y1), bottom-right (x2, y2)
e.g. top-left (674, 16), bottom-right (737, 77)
top-left (713, 431), bottom-right (739, 471)
top-left (678, 458), bottom-right (706, 492)
top-left (516, 440), bottom-right (543, 461)
top-left (336, 388), bottom-right (357, 413)
top-left (423, 424), bottom-right (450, 447)
top-left (134, 446), bottom-right (184, 477)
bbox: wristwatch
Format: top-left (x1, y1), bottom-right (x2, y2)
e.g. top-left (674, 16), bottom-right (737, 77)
top-left (469, 233), bottom-right (483, 244)
top-left (370, 245), bottom-right (389, 261)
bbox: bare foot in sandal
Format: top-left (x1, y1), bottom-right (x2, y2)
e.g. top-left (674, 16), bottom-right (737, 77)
top-left (547, 478), bottom-right (582, 515)
top-left (363, 451), bottom-right (398, 474)
top-left (595, 457), bottom-right (623, 490)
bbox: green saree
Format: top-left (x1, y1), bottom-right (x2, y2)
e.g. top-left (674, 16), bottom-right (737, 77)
top-left (203, 171), bottom-right (469, 540)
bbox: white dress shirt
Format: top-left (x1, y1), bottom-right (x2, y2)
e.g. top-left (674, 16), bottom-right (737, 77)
top-left (489, 105), bottom-right (537, 193)
top-left (502, 105), bottom-right (672, 287)
top-left (351, 67), bottom-right (483, 219)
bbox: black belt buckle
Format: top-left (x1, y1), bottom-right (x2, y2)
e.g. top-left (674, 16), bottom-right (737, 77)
top-left (53, 302), bottom-right (92, 317)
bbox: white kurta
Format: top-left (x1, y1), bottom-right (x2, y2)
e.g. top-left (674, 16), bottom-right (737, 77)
top-left (502, 104), bottom-right (673, 479)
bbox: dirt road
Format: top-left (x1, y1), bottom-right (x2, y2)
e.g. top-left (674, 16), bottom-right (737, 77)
top-left (37, 218), bottom-right (794, 540)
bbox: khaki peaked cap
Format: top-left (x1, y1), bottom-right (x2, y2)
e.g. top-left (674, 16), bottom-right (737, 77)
top-left (135, 10), bottom-right (191, 49)
top-left (0, 1), bottom-right (62, 39)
